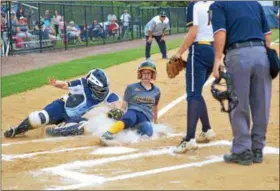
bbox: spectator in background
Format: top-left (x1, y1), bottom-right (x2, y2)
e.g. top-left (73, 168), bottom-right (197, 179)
top-left (10, 12), bottom-right (18, 36)
top-left (53, 10), bottom-right (62, 38)
top-left (108, 20), bottom-right (119, 37)
top-left (58, 16), bottom-right (65, 39)
top-left (67, 20), bottom-right (82, 43)
top-left (16, 16), bottom-right (33, 40)
top-left (34, 20), bottom-right (56, 41)
top-left (44, 10), bottom-right (51, 23)
top-left (89, 20), bottom-right (103, 40)
top-left (120, 9), bottom-right (131, 38)
top-left (1, 12), bottom-right (7, 54)
top-left (107, 12), bottom-right (117, 25)
top-left (16, 7), bottom-right (24, 20)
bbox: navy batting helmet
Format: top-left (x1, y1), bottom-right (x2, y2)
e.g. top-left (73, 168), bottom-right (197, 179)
top-left (137, 60), bottom-right (157, 80)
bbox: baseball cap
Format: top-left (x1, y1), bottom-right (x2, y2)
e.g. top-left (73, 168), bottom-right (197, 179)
top-left (159, 11), bottom-right (167, 17)
top-left (19, 16), bottom-right (25, 20)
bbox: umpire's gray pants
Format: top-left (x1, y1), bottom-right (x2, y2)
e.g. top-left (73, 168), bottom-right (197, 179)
top-left (225, 46), bottom-right (272, 153)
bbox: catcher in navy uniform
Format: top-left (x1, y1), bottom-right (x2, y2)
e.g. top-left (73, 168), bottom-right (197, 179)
top-left (4, 69), bottom-right (120, 138)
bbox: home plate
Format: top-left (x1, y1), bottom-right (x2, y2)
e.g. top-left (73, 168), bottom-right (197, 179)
top-left (91, 147), bottom-right (137, 155)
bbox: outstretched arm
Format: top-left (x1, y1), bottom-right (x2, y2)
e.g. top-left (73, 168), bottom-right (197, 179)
top-left (48, 77), bottom-right (69, 90)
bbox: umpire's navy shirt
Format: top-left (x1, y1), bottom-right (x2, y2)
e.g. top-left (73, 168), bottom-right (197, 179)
top-left (210, 1), bottom-right (271, 50)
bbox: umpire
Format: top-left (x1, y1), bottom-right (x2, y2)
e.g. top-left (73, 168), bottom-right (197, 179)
top-left (144, 11), bottom-right (170, 60)
top-left (210, 1), bottom-right (272, 165)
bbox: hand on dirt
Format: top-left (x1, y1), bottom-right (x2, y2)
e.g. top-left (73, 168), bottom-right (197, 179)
top-left (48, 77), bottom-right (57, 86)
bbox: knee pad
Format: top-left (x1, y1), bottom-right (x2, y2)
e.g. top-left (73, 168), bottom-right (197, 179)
top-left (138, 122), bottom-right (153, 137)
top-left (28, 110), bottom-right (50, 128)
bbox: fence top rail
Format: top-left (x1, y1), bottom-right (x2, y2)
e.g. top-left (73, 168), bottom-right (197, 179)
top-left (18, 2), bottom-right (134, 8)
top-left (9, 1), bottom-right (184, 9)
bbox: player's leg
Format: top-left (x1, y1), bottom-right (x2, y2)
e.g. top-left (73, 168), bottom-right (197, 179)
top-left (45, 116), bottom-right (88, 137)
top-left (223, 47), bottom-right (252, 158)
top-left (145, 35), bottom-right (152, 60)
top-left (174, 45), bottom-right (209, 153)
top-left (4, 99), bottom-right (66, 138)
top-left (137, 122), bottom-right (153, 137)
top-left (249, 46), bottom-right (271, 163)
top-left (154, 35), bottom-right (167, 59)
top-left (136, 111), bottom-right (153, 137)
top-left (197, 64), bottom-right (216, 143)
top-left (101, 109), bottom-right (137, 140)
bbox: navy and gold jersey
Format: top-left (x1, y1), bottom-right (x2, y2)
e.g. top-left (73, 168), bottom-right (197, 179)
top-left (123, 82), bottom-right (161, 121)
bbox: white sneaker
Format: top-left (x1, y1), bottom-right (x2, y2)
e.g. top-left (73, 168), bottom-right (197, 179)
top-left (173, 138), bottom-right (198, 154)
top-left (196, 129), bottom-right (216, 143)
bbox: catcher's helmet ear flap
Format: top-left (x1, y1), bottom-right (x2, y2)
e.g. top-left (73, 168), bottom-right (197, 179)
top-left (137, 60), bottom-right (157, 80)
top-left (211, 71), bottom-right (239, 113)
top-left (86, 69), bottom-right (109, 100)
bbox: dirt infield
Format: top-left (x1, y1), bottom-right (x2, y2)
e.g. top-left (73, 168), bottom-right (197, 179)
top-left (1, 45), bottom-right (279, 190)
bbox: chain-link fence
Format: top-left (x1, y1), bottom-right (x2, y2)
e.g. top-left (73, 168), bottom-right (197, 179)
top-left (1, 1), bottom-right (187, 56)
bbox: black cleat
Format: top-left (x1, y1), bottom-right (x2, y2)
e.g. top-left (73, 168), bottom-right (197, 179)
top-left (253, 149), bottom-right (263, 163)
top-left (223, 150), bottom-right (253, 165)
top-left (4, 127), bottom-right (16, 138)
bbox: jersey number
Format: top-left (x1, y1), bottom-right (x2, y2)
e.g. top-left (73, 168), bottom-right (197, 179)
top-left (207, 10), bottom-right (212, 26)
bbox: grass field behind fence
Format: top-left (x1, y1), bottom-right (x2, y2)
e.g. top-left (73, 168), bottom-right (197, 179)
top-left (2, 29), bottom-right (279, 98)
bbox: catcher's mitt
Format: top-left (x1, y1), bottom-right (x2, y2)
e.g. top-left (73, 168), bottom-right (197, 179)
top-left (166, 56), bottom-right (186, 79)
top-left (107, 108), bottom-right (124, 120)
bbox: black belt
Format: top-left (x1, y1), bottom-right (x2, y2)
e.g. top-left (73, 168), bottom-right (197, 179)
top-left (226, 40), bottom-right (265, 53)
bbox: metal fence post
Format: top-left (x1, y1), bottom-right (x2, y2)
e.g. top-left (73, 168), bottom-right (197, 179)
top-left (168, 7), bottom-right (171, 35)
top-left (70, 3), bottom-right (73, 21)
top-left (130, 5), bottom-right (134, 40)
top-left (63, 4), bottom-right (67, 50)
top-left (177, 9), bottom-right (179, 33)
top-left (84, 5), bottom-right (88, 47)
top-left (101, 6), bottom-right (105, 44)
top-left (7, 1), bottom-right (14, 56)
top-left (38, 3), bottom-right (42, 53)
top-left (117, 6), bottom-right (120, 40)
top-left (140, 8), bottom-right (143, 38)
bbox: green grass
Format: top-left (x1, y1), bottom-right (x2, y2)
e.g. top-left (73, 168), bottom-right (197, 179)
top-left (2, 38), bottom-right (182, 98)
top-left (272, 29), bottom-right (279, 42)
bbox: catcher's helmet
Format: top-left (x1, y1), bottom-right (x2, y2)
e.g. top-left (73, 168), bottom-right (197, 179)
top-left (137, 60), bottom-right (157, 80)
top-left (211, 71), bottom-right (238, 113)
top-left (86, 69), bottom-right (109, 100)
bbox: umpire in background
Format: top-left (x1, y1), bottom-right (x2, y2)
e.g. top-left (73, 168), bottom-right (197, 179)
top-left (144, 11), bottom-right (170, 60)
top-left (210, 1), bottom-right (272, 165)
